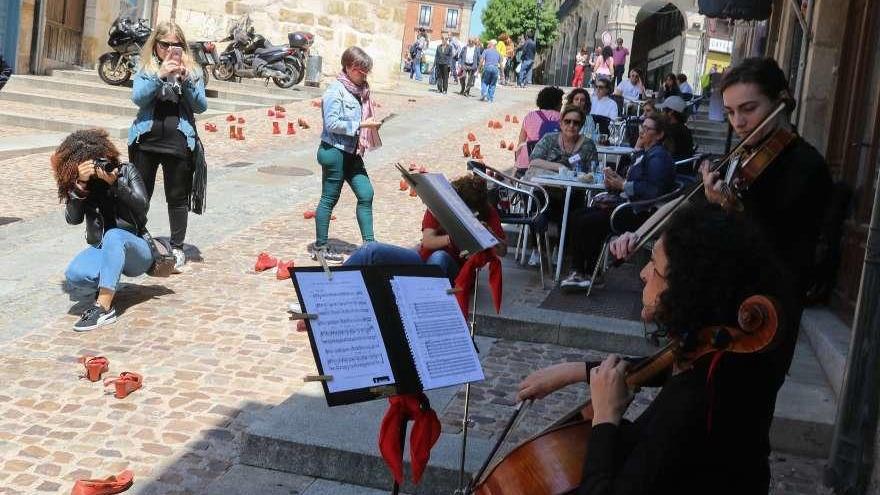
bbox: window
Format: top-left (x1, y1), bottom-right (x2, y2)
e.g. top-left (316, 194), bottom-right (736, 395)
top-left (446, 8), bottom-right (459, 30)
top-left (419, 5), bottom-right (432, 27)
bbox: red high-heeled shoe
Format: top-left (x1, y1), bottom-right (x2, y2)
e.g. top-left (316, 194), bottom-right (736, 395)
top-left (104, 372), bottom-right (142, 399)
top-left (254, 252), bottom-right (278, 272)
top-left (70, 469), bottom-right (133, 495)
top-left (78, 356), bottom-right (109, 382)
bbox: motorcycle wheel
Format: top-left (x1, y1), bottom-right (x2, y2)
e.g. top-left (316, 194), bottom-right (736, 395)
top-left (212, 63), bottom-right (236, 82)
top-left (273, 61), bottom-right (301, 89)
top-left (98, 54), bottom-right (131, 85)
top-left (199, 65), bottom-right (210, 88)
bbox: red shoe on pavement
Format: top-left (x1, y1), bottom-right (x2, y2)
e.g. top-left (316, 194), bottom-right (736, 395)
top-left (276, 261), bottom-right (295, 280)
top-left (254, 252), bottom-right (278, 272)
top-left (79, 356), bottom-right (109, 382)
top-left (104, 372), bottom-right (142, 399)
top-left (303, 210), bottom-right (316, 219)
top-left (71, 469), bottom-right (134, 495)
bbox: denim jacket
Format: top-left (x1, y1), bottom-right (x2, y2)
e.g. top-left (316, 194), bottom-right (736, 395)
top-left (320, 80), bottom-right (362, 154)
top-left (128, 70), bottom-right (207, 151)
top-left (623, 143), bottom-right (676, 202)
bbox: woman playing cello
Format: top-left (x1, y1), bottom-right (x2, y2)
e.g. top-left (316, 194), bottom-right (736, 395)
top-left (517, 205), bottom-right (787, 494)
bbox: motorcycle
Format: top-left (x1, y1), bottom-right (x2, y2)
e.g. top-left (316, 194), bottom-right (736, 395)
top-left (212, 26), bottom-right (310, 88)
top-left (98, 16), bottom-right (215, 87)
top-left (98, 16), bottom-right (151, 85)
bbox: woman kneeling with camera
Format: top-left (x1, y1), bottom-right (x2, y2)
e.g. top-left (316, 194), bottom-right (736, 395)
top-left (53, 129), bottom-right (154, 332)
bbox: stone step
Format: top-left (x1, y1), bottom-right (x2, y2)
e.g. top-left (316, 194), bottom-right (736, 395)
top-left (0, 88), bottom-right (223, 121)
top-left (801, 308), bottom-right (850, 398)
top-left (204, 465), bottom-right (407, 495)
top-left (469, 262), bottom-right (836, 458)
top-left (49, 69), bottom-right (308, 107)
top-left (0, 100), bottom-right (132, 138)
top-left (0, 132), bottom-right (69, 160)
top-left (241, 337), bottom-right (498, 495)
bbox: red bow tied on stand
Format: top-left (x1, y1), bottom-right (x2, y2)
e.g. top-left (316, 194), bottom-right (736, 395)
top-left (454, 249), bottom-right (503, 318)
top-left (378, 392), bottom-right (441, 485)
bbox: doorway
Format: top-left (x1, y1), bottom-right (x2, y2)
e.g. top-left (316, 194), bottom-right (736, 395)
top-left (42, 0), bottom-right (86, 69)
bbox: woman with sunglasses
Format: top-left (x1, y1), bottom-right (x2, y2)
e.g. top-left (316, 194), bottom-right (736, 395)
top-left (312, 46), bottom-right (383, 263)
top-left (128, 21), bottom-right (207, 273)
top-left (54, 129), bottom-right (152, 332)
top-left (561, 114), bottom-right (675, 290)
top-left (519, 204), bottom-right (789, 494)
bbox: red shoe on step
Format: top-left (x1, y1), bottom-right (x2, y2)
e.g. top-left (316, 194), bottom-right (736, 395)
top-left (70, 469), bottom-right (134, 495)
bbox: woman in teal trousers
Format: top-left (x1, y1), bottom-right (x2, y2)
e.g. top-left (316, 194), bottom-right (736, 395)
top-left (311, 46), bottom-right (384, 263)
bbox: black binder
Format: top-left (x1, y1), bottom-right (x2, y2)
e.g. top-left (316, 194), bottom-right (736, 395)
top-left (291, 264), bottom-right (483, 407)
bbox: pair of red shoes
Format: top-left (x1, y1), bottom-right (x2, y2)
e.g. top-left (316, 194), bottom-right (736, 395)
top-left (203, 123), bottom-right (218, 132)
top-left (71, 469), bottom-right (133, 495)
top-left (255, 252), bottom-right (295, 280)
top-left (79, 356), bottom-right (142, 400)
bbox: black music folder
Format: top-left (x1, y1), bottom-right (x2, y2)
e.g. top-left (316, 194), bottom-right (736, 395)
top-left (291, 264), bottom-right (485, 407)
top-left (398, 164), bottom-right (498, 258)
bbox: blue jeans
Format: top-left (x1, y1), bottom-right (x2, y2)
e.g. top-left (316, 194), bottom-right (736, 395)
top-left (411, 59), bottom-right (423, 81)
top-left (481, 65), bottom-right (499, 102)
top-left (518, 59), bottom-right (534, 86)
top-left (64, 228), bottom-right (153, 300)
top-left (344, 242), bottom-right (460, 281)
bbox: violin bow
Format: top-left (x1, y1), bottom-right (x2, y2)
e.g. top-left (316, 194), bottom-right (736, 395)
top-left (619, 101), bottom-right (789, 260)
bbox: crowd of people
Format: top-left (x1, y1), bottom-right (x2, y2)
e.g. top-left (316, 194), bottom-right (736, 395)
top-left (47, 19), bottom-right (833, 491)
top-left (404, 28), bottom-right (539, 102)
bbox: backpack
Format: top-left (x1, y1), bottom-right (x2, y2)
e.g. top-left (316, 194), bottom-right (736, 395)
top-left (526, 111), bottom-right (561, 154)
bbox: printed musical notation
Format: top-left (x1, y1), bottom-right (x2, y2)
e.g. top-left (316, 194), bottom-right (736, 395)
top-left (391, 276), bottom-right (484, 390)
top-left (295, 271), bottom-right (396, 393)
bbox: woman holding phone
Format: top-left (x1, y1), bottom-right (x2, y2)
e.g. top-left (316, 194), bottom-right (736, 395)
top-left (311, 46), bottom-right (382, 263)
top-left (128, 21), bottom-right (207, 272)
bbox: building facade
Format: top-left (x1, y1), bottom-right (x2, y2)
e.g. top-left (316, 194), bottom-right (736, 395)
top-left (3, 0), bottom-right (408, 87)
top-left (401, 0), bottom-right (475, 59)
top-left (540, 0), bottom-right (706, 93)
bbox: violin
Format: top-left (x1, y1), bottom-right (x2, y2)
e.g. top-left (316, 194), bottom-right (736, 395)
top-left (469, 295), bottom-right (782, 495)
top-left (620, 102), bottom-right (796, 262)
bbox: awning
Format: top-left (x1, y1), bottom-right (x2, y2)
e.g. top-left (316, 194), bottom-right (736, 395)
top-left (698, 0), bottom-right (772, 20)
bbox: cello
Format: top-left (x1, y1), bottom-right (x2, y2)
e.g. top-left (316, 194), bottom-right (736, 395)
top-left (469, 295), bottom-right (782, 495)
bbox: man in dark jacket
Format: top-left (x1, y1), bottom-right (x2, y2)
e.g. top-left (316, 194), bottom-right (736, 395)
top-left (457, 37), bottom-right (482, 96)
top-left (434, 35), bottom-right (455, 94)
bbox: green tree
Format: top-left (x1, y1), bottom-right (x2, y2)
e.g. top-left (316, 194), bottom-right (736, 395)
top-left (481, 0), bottom-right (559, 47)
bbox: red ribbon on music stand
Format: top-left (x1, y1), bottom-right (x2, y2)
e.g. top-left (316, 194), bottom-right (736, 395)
top-left (454, 249), bottom-right (503, 318)
top-left (378, 392), bottom-right (441, 485)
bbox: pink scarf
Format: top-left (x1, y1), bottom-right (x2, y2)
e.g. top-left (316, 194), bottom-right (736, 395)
top-left (337, 71), bottom-right (381, 156)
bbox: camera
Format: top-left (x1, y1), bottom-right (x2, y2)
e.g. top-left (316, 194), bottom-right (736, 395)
top-left (93, 157), bottom-right (120, 173)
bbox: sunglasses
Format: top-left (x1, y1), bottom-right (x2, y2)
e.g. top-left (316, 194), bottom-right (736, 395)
top-left (640, 125), bottom-right (658, 133)
top-left (596, 85), bottom-right (609, 90)
top-left (561, 119), bottom-right (583, 127)
top-left (157, 40), bottom-right (185, 49)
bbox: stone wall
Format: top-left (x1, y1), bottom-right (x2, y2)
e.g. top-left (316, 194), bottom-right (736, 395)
top-left (153, 0), bottom-right (407, 88)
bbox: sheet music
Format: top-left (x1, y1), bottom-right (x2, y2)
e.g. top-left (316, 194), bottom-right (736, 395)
top-left (295, 271), bottom-right (395, 393)
top-left (420, 174), bottom-right (499, 251)
top-left (390, 276), bottom-right (484, 390)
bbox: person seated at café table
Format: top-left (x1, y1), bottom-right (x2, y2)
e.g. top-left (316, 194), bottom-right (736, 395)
top-left (527, 104), bottom-right (599, 228)
top-left (561, 113), bottom-right (676, 290)
top-left (656, 95), bottom-right (695, 163)
top-left (614, 68), bottom-right (646, 115)
top-left (591, 79), bottom-right (620, 135)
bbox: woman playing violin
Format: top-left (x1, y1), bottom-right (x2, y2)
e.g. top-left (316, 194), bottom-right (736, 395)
top-left (519, 205), bottom-right (786, 494)
top-left (611, 57), bottom-right (831, 378)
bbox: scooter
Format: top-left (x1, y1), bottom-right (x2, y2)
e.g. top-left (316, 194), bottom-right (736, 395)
top-left (212, 26), bottom-right (307, 88)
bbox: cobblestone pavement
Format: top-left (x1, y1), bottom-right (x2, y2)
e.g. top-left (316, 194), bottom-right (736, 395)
top-left (0, 78), bottom-right (828, 494)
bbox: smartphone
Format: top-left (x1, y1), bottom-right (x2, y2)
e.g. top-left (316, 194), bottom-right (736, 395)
top-left (169, 46), bottom-right (183, 64)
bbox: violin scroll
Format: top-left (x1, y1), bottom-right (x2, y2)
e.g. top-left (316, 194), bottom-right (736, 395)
top-left (737, 295), bottom-right (778, 336)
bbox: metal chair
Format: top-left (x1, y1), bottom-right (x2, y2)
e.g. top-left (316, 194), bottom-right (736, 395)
top-left (585, 180), bottom-right (687, 297)
top-left (467, 160), bottom-right (552, 288)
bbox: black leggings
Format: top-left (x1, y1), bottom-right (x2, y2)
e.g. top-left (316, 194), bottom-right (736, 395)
top-left (133, 149), bottom-right (192, 248)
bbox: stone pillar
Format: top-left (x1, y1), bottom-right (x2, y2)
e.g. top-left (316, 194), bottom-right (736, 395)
top-left (605, 4), bottom-right (637, 76)
top-left (679, 28), bottom-right (703, 90)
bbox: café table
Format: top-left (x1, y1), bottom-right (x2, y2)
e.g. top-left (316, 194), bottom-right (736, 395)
top-left (530, 173), bottom-right (607, 283)
top-left (596, 145), bottom-right (636, 172)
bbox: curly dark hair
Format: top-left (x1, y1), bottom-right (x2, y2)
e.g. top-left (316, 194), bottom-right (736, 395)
top-left (452, 174), bottom-right (490, 220)
top-left (601, 46), bottom-right (613, 60)
top-left (720, 57), bottom-right (795, 112)
top-left (535, 86), bottom-right (564, 111)
top-left (50, 129), bottom-right (121, 202)
top-left (565, 88), bottom-right (591, 114)
top-left (653, 204), bottom-right (784, 350)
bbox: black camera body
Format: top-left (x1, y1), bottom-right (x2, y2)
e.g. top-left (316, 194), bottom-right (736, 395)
top-left (93, 157), bottom-right (120, 173)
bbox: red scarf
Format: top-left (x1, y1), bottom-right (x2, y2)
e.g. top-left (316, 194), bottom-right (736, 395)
top-left (378, 393), bottom-right (441, 485)
top-left (454, 249), bottom-right (503, 318)
top-left (337, 71), bottom-right (381, 156)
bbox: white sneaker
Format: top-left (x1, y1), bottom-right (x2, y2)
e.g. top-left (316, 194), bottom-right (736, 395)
top-left (172, 248), bottom-right (186, 273)
top-left (560, 271), bottom-right (591, 291)
top-left (527, 249), bottom-right (541, 267)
